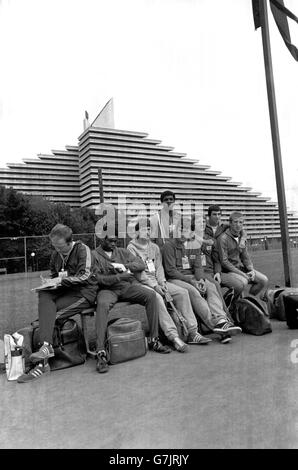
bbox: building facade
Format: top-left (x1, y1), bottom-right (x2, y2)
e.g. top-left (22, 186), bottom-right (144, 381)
top-left (1, 101), bottom-right (298, 239)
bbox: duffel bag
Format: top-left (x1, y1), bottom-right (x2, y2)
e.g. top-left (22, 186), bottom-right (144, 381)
top-left (282, 291), bottom-right (298, 329)
top-left (231, 295), bottom-right (272, 335)
top-left (265, 287), bottom-right (286, 320)
top-left (106, 318), bottom-right (147, 365)
top-left (276, 288), bottom-right (298, 323)
top-left (32, 318), bottom-right (86, 370)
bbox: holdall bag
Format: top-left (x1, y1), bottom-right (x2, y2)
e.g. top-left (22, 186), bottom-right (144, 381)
top-left (265, 287), bottom-right (286, 320)
top-left (4, 332), bottom-right (25, 381)
top-left (282, 291), bottom-right (298, 329)
top-left (32, 318), bottom-right (86, 371)
top-left (106, 318), bottom-right (147, 365)
top-left (231, 295), bottom-right (272, 335)
top-left (276, 288), bottom-right (298, 323)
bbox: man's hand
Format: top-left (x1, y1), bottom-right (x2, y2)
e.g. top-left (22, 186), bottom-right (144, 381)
top-left (247, 270), bottom-right (255, 282)
top-left (213, 273), bottom-right (221, 284)
top-left (111, 262), bottom-right (127, 272)
top-left (197, 279), bottom-right (206, 294)
top-left (154, 285), bottom-right (166, 297)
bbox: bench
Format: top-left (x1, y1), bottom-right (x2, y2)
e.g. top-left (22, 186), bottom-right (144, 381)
top-left (80, 302), bottom-right (147, 358)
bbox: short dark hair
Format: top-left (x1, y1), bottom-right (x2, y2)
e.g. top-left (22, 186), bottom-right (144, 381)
top-left (229, 211), bottom-right (244, 222)
top-left (49, 224), bottom-right (73, 243)
top-left (160, 190), bottom-right (175, 202)
top-left (208, 205), bottom-right (221, 217)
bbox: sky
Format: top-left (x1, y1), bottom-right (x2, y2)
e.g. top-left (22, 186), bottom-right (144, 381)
top-left (0, 0), bottom-right (298, 214)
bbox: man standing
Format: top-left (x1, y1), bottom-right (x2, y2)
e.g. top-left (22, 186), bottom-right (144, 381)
top-left (18, 224), bottom-right (98, 383)
top-left (217, 212), bottom-right (268, 298)
top-left (161, 228), bottom-right (242, 343)
top-left (92, 230), bottom-right (171, 374)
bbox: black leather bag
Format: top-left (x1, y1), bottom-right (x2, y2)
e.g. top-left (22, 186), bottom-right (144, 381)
top-left (106, 318), bottom-right (147, 365)
top-left (231, 295), bottom-right (272, 336)
top-left (32, 318), bottom-right (86, 371)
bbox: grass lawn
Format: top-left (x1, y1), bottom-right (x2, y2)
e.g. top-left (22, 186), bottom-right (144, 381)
top-left (0, 248), bottom-right (298, 337)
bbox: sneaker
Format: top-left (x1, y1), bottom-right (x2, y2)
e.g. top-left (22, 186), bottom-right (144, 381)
top-left (187, 333), bottom-right (212, 345)
top-left (220, 334), bottom-right (232, 344)
top-left (173, 337), bottom-right (189, 353)
top-left (17, 362), bottom-right (50, 383)
top-left (149, 339), bottom-right (172, 354)
top-left (30, 343), bottom-right (55, 363)
top-left (96, 352), bottom-right (109, 374)
top-left (213, 322), bottom-right (242, 336)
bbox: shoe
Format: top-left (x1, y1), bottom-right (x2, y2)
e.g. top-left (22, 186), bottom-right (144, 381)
top-left (30, 343), bottom-right (55, 363)
top-left (187, 333), bottom-right (212, 345)
top-left (17, 362), bottom-right (50, 383)
top-left (220, 334), bottom-right (232, 344)
top-left (213, 322), bottom-right (242, 336)
top-left (173, 337), bottom-right (189, 353)
top-left (96, 352), bottom-right (109, 373)
top-left (149, 339), bottom-right (172, 354)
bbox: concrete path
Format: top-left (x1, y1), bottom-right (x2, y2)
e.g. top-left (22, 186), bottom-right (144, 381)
top-left (1, 321), bottom-right (298, 449)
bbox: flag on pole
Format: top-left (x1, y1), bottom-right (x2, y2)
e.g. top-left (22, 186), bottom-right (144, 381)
top-left (252, 0), bottom-right (298, 60)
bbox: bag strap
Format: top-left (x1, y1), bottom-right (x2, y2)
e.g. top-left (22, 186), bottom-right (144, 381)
top-left (244, 296), bottom-right (268, 316)
top-left (165, 297), bottom-right (189, 337)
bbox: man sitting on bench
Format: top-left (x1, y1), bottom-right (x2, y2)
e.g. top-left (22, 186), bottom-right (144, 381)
top-left (92, 226), bottom-right (171, 374)
top-left (18, 224), bottom-right (98, 383)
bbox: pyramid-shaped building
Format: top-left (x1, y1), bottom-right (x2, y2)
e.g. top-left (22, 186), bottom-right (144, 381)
top-left (1, 100), bottom-right (298, 239)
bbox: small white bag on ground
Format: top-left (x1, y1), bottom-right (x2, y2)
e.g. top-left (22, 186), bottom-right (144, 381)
top-left (4, 332), bottom-right (25, 381)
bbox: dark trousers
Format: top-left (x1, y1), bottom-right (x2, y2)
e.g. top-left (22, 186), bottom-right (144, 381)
top-left (38, 290), bottom-right (91, 344)
top-left (96, 284), bottom-right (159, 351)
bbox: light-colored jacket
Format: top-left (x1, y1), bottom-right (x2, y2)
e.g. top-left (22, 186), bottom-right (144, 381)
top-left (127, 239), bottom-right (165, 288)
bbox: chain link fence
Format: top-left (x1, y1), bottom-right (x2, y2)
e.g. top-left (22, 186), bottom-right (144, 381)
top-left (0, 233), bottom-right (99, 275)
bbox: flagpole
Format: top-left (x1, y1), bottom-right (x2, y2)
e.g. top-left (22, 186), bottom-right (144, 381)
top-left (258, 0), bottom-right (293, 287)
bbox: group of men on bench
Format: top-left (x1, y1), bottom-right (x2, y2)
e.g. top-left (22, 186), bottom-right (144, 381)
top-left (17, 190), bottom-right (268, 382)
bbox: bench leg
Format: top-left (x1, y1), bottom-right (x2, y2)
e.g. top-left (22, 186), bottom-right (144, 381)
top-left (80, 314), bottom-right (97, 359)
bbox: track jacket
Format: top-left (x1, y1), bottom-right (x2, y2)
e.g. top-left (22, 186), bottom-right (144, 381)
top-left (49, 240), bottom-right (98, 304)
top-left (161, 239), bottom-right (204, 285)
top-left (217, 228), bottom-right (253, 275)
top-left (92, 246), bottom-right (146, 294)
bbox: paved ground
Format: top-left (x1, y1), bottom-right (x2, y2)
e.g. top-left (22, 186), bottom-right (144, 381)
top-left (2, 321), bottom-right (298, 449)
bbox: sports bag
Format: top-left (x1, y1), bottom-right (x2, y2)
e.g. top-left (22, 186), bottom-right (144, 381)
top-left (265, 287), bottom-right (286, 320)
top-left (231, 295), bottom-right (272, 335)
top-left (4, 332), bottom-right (25, 381)
top-left (282, 291), bottom-right (298, 329)
top-left (106, 318), bottom-right (147, 365)
top-left (32, 318), bottom-right (86, 371)
top-left (276, 288), bottom-right (298, 323)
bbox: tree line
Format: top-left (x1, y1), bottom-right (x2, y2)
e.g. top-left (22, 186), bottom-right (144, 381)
top-left (0, 186), bottom-right (97, 273)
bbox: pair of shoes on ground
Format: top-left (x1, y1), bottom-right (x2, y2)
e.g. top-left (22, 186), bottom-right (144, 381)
top-left (187, 332), bottom-right (212, 345)
top-left (18, 342), bottom-right (54, 383)
top-left (29, 343), bottom-right (55, 362)
top-left (17, 362), bottom-right (50, 383)
top-left (213, 321), bottom-right (242, 336)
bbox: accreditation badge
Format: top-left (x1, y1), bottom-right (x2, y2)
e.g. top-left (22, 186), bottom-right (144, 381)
top-left (201, 254), bottom-right (207, 267)
top-left (181, 256), bottom-right (190, 269)
top-left (58, 270), bottom-right (68, 278)
top-left (146, 259), bottom-right (155, 273)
